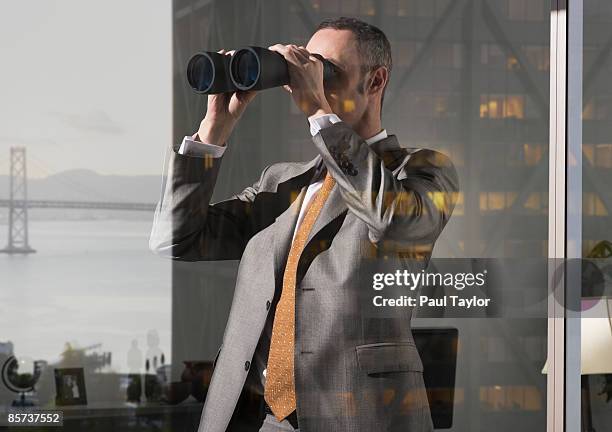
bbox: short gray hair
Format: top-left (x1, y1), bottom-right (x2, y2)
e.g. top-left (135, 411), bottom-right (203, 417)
top-left (315, 17), bottom-right (392, 107)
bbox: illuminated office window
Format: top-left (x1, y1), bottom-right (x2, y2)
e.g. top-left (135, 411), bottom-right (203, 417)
top-left (480, 192), bottom-right (515, 212)
top-left (496, 192), bottom-right (516, 210)
top-left (452, 192), bottom-right (464, 216)
top-left (506, 192), bottom-right (518, 207)
top-left (504, 95), bottom-right (525, 119)
top-left (506, 55), bottom-right (520, 70)
top-left (523, 192), bottom-right (544, 212)
top-left (523, 143), bottom-right (544, 166)
top-left (583, 99), bottom-right (596, 120)
top-left (480, 94), bottom-right (503, 119)
top-left (480, 386), bottom-right (543, 412)
top-left (480, 94), bottom-right (525, 119)
top-left (583, 143), bottom-right (595, 165)
top-left (480, 385), bottom-right (508, 410)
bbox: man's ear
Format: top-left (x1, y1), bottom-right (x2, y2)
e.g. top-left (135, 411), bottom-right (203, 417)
top-left (367, 66), bottom-right (389, 95)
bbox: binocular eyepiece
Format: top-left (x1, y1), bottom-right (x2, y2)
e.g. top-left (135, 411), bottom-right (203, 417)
top-left (187, 46), bottom-right (338, 94)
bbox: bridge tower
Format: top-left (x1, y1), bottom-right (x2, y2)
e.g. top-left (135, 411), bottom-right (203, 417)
top-left (1, 147), bottom-right (35, 254)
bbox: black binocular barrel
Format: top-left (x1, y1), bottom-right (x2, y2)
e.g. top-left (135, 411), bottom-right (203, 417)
top-left (229, 46), bottom-right (338, 91)
top-left (187, 46), bottom-right (338, 94)
top-left (186, 51), bottom-right (236, 94)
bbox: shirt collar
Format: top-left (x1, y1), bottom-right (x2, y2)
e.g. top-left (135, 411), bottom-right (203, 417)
top-left (365, 129), bottom-right (388, 146)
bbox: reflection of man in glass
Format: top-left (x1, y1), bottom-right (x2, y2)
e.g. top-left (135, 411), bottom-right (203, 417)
top-left (127, 339), bottom-right (142, 374)
top-left (146, 329), bottom-right (163, 371)
top-left (151, 17), bottom-right (458, 432)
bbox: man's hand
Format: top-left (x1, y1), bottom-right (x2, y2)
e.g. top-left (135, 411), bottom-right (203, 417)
top-left (196, 49), bottom-right (258, 146)
top-left (268, 44), bottom-right (333, 119)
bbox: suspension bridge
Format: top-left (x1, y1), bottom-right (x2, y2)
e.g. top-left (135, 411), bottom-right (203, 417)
top-left (0, 147), bottom-right (156, 254)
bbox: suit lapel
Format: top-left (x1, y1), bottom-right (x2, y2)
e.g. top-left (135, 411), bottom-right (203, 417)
top-left (270, 155), bottom-right (322, 282)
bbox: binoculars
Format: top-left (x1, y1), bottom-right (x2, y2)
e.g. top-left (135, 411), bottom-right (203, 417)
top-left (187, 46), bottom-right (338, 94)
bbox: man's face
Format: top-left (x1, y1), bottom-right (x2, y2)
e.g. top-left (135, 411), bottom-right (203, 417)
top-left (306, 29), bottom-right (372, 127)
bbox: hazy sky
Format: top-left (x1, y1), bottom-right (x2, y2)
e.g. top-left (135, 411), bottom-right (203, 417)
top-left (0, 0), bottom-right (171, 177)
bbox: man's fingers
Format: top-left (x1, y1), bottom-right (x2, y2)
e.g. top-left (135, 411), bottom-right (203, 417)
top-left (236, 90), bottom-right (258, 102)
top-left (282, 85), bottom-right (292, 93)
top-left (292, 47), bottom-right (309, 61)
top-left (268, 44), bottom-right (287, 53)
top-left (216, 49), bottom-right (235, 56)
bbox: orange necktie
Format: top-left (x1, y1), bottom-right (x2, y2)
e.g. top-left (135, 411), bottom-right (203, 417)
top-left (264, 171), bottom-right (336, 420)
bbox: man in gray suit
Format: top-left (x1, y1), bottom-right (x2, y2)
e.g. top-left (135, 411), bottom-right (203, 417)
top-left (150, 17), bottom-right (458, 432)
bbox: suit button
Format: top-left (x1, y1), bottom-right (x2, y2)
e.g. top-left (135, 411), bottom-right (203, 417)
top-left (266, 300), bottom-right (271, 311)
top-left (244, 361), bottom-right (250, 371)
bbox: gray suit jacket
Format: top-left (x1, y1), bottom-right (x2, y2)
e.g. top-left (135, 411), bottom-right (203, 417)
top-left (150, 121), bottom-right (459, 432)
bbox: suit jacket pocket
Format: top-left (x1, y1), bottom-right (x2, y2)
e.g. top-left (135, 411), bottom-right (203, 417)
top-left (355, 341), bottom-right (423, 375)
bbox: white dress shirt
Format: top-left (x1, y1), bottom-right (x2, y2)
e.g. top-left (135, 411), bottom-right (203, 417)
top-left (177, 113), bottom-right (387, 384)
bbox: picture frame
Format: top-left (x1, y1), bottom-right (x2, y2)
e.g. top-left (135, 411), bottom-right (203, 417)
top-left (54, 367), bottom-right (87, 406)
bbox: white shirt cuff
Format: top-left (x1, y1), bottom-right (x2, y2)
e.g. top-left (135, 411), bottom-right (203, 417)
top-left (308, 113), bottom-right (342, 137)
top-left (177, 136), bottom-right (227, 158)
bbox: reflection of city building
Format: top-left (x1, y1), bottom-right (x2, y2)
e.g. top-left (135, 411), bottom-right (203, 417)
top-left (170, 0), bottom-right (610, 430)
top-left (174, 0), bottom-right (553, 258)
top-left (583, 11), bottom-right (612, 256)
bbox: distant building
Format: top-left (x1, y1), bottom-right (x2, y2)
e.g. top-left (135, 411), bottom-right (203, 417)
top-left (0, 341), bottom-right (14, 356)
